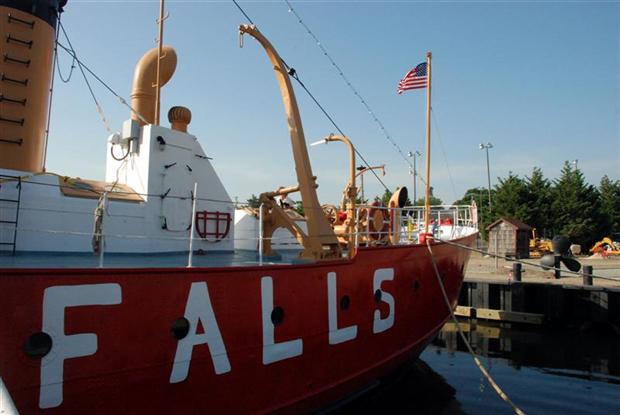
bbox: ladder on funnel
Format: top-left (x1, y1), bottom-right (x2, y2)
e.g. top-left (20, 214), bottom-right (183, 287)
top-left (0, 175), bottom-right (22, 255)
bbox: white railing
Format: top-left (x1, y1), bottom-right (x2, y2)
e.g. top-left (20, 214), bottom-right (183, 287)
top-left (0, 203), bottom-right (478, 266)
top-left (354, 204), bottom-right (478, 247)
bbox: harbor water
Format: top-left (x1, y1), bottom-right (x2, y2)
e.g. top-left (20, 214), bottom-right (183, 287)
top-left (336, 321), bottom-right (620, 414)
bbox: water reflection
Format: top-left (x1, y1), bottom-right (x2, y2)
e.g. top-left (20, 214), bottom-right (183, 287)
top-left (436, 321), bottom-right (620, 382)
top-left (333, 322), bottom-right (620, 414)
top-left (332, 358), bottom-right (465, 414)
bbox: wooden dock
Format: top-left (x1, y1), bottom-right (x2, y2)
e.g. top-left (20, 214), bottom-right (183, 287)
top-left (458, 253), bottom-right (620, 329)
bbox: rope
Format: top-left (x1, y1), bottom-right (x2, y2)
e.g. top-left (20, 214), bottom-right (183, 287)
top-left (1, 173), bottom-right (618, 278)
top-left (0, 172), bottom-right (349, 217)
top-left (4, 225), bottom-right (349, 244)
top-left (433, 238), bottom-right (620, 282)
top-left (425, 239), bottom-right (526, 415)
top-left (283, 0), bottom-right (420, 179)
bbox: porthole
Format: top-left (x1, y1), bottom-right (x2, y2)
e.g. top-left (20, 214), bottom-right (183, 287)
top-left (374, 289), bottom-right (382, 303)
top-left (271, 306), bottom-right (284, 326)
top-left (24, 332), bottom-right (52, 358)
top-left (171, 317), bottom-right (191, 340)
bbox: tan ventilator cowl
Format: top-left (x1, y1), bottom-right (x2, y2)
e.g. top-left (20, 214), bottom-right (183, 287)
top-left (130, 46), bottom-right (177, 126)
top-left (168, 106), bottom-right (191, 132)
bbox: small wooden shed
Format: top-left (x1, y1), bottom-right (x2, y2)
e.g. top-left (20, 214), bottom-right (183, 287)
top-left (486, 218), bottom-right (532, 259)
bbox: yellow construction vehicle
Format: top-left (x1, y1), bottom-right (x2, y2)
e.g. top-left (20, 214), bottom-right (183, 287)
top-left (590, 235), bottom-right (620, 257)
top-left (529, 228), bottom-right (553, 258)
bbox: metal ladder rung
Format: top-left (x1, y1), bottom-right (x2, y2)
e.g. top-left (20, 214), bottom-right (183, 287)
top-left (6, 34), bottom-right (33, 49)
top-left (0, 138), bottom-right (23, 145)
top-left (3, 54), bottom-right (31, 67)
top-left (0, 115), bottom-right (25, 126)
top-left (0, 73), bottom-right (28, 86)
top-left (0, 93), bottom-right (27, 105)
top-left (7, 14), bottom-right (35, 29)
top-left (0, 175), bottom-right (21, 255)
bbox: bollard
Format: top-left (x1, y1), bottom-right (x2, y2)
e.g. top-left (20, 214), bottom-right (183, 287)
top-left (554, 254), bottom-right (561, 279)
top-left (512, 263), bottom-right (522, 282)
top-left (582, 265), bottom-right (593, 286)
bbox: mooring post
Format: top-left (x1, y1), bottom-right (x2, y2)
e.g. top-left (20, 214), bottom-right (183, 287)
top-left (554, 254), bottom-right (561, 279)
top-left (494, 236), bottom-right (499, 270)
top-left (582, 265), bottom-right (593, 286)
top-left (512, 263), bottom-right (522, 282)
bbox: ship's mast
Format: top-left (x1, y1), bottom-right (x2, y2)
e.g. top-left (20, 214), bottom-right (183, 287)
top-left (154, 0), bottom-right (165, 125)
top-left (423, 51), bottom-right (433, 234)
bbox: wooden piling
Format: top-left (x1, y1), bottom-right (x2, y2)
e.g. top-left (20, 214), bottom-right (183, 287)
top-left (512, 263), bottom-right (522, 282)
top-left (458, 278), bottom-right (620, 328)
top-left (583, 265), bottom-right (593, 286)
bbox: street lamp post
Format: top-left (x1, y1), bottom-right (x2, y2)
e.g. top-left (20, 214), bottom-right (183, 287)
top-left (479, 142), bottom-right (493, 211)
top-left (408, 150), bottom-right (421, 205)
top-left (357, 166), bottom-right (366, 203)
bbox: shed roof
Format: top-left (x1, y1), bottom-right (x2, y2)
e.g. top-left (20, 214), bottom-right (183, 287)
top-left (485, 217), bottom-right (532, 231)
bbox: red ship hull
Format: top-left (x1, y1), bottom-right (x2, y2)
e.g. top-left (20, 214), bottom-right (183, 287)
top-left (0, 234), bottom-right (475, 414)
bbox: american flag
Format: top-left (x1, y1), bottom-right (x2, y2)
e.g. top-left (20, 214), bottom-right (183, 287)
top-left (397, 62), bottom-right (428, 94)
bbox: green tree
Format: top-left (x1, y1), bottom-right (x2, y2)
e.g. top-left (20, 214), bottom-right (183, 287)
top-left (294, 201), bottom-right (305, 216)
top-left (452, 187), bottom-right (488, 208)
top-left (375, 188), bottom-right (393, 205)
top-left (492, 172), bottom-right (530, 222)
top-left (413, 196), bottom-right (443, 206)
top-left (551, 161), bottom-right (604, 248)
top-left (246, 194), bottom-right (260, 209)
top-left (599, 175), bottom-right (620, 234)
top-left (525, 167), bottom-right (553, 238)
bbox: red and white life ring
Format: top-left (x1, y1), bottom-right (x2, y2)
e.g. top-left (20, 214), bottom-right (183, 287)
top-left (367, 202), bottom-right (389, 240)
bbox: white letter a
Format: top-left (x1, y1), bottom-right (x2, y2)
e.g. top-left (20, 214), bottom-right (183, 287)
top-left (170, 282), bottom-right (231, 383)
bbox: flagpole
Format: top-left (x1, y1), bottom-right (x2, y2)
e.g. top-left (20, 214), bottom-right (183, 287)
top-left (423, 51), bottom-right (432, 236)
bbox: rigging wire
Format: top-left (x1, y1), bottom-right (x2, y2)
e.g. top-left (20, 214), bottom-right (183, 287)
top-left (430, 107), bottom-right (458, 202)
top-left (283, 64), bottom-right (390, 193)
top-left (55, 25), bottom-right (149, 124)
top-left (432, 238), bottom-right (619, 282)
top-left (231, 1), bottom-right (390, 194)
top-left (58, 20), bottom-right (111, 133)
top-left (283, 0), bottom-right (422, 179)
top-left (55, 15), bottom-right (76, 84)
top-left (232, 0), bottom-right (254, 25)
top-left (42, 7), bottom-right (63, 171)
top-left (2, 174), bottom-right (617, 281)
top-left (56, 48), bottom-right (77, 83)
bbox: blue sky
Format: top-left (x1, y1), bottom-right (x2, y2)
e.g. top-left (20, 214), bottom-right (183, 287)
top-left (47, 0), bottom-right (619, 205)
